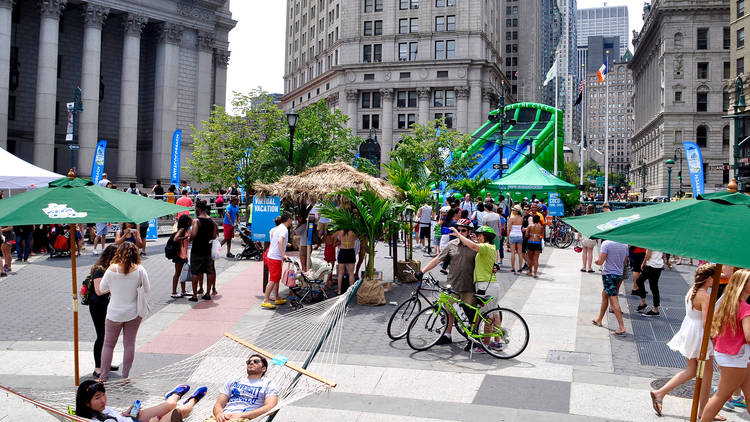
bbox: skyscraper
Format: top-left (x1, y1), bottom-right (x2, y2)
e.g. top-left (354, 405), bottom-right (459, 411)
top-left (577, 6), bottom-right (629, 54)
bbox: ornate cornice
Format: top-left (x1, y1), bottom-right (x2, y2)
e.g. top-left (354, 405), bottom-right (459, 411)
top-left (197, 30), bottom-right (215, 51)
top-left (379, 88), bottom-right (394, 100)
top-left (455, 86), bottom-right (470, 99)
top-left (416, 87), bottom-right (431, 99)
top-left (83, 4), bottom-right (109, 29)
top-left (39, 0), bottom-right (66, 19)
top-left (122, 13), bottom-right (148, 37)
top-left (177, 1), bottom-right (215, 23)
top-left (345, 89), bottom-right (359, 102)
top-left (214, 49), bottom-right (230, 67)
top-left (0, 1), bottom-right (15, 11)
top-left (157, 22), bottom-right (183, 45)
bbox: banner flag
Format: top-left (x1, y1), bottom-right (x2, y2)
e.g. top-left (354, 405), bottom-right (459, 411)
top-left (543, 58), bottom-right (557, 86)
top-left (683, 141), bottom-right (705, 197)
top-left (91, 140), bottom-right (107, 184)
top-left (170, 129), bottom-right (182, 187)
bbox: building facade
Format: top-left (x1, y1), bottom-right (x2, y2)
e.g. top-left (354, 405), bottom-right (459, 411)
top-left (557, 0), bottom-right (578, 152)
top-left (500, 0), bottom-right (548, 104)
top-left (728, 0), bottom-right (750, 191)
top-left (0, 0), bottom-right (234, 183)
top-left (281, 0), bottom-right (510, 160)
top-left (630, 0), bottom-right (730, 199)
top-left (577, 6), bottom-right (629, 55)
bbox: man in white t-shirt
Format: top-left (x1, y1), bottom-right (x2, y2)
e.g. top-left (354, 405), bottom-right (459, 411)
top-left (460, 193), bottom-right (476, 216)
top-left (97, 173), bottom-right (111, 187)
top-left (262, 214), bottom-right (292, 309)
top-left (416, 202), bottom-right (432, 249)
top-left (208, 354), bottom-right (279, 422)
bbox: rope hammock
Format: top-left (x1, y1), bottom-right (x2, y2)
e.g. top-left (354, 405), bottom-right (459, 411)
top-left (2, 281), bottom-right (361, 421)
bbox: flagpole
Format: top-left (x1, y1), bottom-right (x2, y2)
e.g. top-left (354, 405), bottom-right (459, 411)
top-left (604, 50), bottom-right (610, 203)
top-left (580, 62), bottom-right (585, 186)
top-left (554, 50), bottom-right (559, 177)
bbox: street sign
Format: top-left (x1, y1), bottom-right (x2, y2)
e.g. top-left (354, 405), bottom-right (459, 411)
top-left (67, 144), bottom-right (80, 150)
top-left (596, 176), bottom-right (604, 187)
top-left (491, 163), bottom-right (510, 170)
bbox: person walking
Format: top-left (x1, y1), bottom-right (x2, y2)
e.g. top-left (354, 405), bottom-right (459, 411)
top-left (14, 225), bottom-right (32, 262)
top-left (262, 214), bottom-right (292, 309)
top-left (483, 203), bottom-right (502, 264)
top-left (591, 238), bottom-right (629, 336)
top-left (578, 205), bottom-right (597, 272)
top-left (416, 202), bottom-right (432, 249)
top-left (171, 214), bottom-right (192, 299)
top-left (506, 205), bottom-right (524, 274)
top-left (92, 221), bottom-right (108, 255)
top-left (470, 202), bottom-right (486, 228)
top-left (634, 249), bottom-right (665, 316)
top-left (176, 189), bottom-right (193, 219)
top-left (97, 242), bottom-right (150, 382)
top-left (189, 200), bottom-right (218, 301)
top-left (648, 264), bottom-right (723, 419)
top-left (220, 197), bottom-right (239, 259)
top-left (460, 194), bottom-right (476, 216)
top-left (335, 228), bottom-right (358, 295)
top-left (87, 245), bottom-right (119, 379)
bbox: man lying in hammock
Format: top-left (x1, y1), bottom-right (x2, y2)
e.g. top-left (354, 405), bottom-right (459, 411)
top-left (207, 354), bottom-right (279, 422)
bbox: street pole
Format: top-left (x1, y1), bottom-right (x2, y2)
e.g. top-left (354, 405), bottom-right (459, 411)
top-left (641, 160), bottom-right (647, 201)
top-left (604, 51), bottom-right (610, 203)
top-left (288, 126), bottom-right (295, 170)
top-left (498, 81), bottom-right (505, 179)
top-left (72, 86), bottom-right (83, 173)
top-left (667, 167), bottom-right (673, 199)
top-left (734, 76), bottom-right (746, 181)
top-left (675, 148), bottom-right (683, 196)
top-left (554, 50), bottom-right (559, 177)
top-left (580, 62), bottom-right (585, 186)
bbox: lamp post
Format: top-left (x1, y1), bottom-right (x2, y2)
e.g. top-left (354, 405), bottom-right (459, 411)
top-left (286, 109), bottom-right (299, 173)
top-left (71, 86), bottom-right (83, 173)
top-left (640, 159), bottom-right (647, 201)
top-left (734, 76), bottom-right (746, 182)
top-left (665, 158), bottom-right (675, 200)
top-left (674, 148), bottom-right (683, 197)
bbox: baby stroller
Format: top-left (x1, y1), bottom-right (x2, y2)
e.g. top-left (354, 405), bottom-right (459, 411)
top-left (48, 225), bottom-right (71, 258)
top-left (236, 224), bottom-right (263, 261)
top-left (284, 257), bottom-right (332, 310)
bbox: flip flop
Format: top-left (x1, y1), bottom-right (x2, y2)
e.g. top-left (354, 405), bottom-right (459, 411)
top-left (611, 331), bottom-right (626, 337)
top-left (591, 320), bottom-right (602, 327)
top-left (650, 391), bottom-right (662, 416)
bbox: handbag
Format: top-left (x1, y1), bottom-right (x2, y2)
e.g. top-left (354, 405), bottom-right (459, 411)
top-left (178, 263), bottom-right (192, 283)
top-left (211, 239), bottom-right (221, 260)
top-left (136, 269), bottom-right (151, 318)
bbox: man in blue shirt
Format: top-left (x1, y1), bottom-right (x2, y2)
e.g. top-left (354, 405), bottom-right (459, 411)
top-left (221, 197), bottom-right (240, 258)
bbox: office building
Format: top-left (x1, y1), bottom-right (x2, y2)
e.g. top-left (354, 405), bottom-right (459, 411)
top-left (577, 6), bottom-right (629, 54)
top-left (728, 0), bottom-right (750, 191)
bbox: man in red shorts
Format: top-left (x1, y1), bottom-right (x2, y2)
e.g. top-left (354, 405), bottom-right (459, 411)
top-left (262, 214), bottom-right (293, 309)
top-left (221, 197), bottom-right (240, 258)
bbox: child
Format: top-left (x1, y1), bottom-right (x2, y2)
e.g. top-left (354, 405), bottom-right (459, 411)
top-left (323, 228), bottom-right (338, 287)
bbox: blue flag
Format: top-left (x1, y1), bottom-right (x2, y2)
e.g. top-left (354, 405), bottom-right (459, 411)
top-left (170, 129), bottom-right (182, 186)
top-left (91, 140), bottom-right (107, 184)
top-left (683, 141), bottom-right (705, 197)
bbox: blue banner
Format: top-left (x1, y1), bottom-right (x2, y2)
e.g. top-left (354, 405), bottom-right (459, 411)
top-left (548, 192), bottom-right (565, 216)
top-left (683, 141), bottom-right (705, 197)
top-left (91, 140), bottom-right (107, 184)
top-left (170, 129), bottom-right (182, 187)
top-left (251, 196), bottom-right (281, 242)
top-left (146, 218), bottom-right (158, 241)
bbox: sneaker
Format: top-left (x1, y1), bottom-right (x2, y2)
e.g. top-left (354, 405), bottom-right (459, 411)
top-left (435, 335), bottom-right (452, 345)
top-left (226, 253), bottom-right (235, 259)
top-left (636, 304), bottom-right (648, 313)
top-left (644, 310), bottom-right (660, 317)
top-left (472, 346), bottom-right (486, 354)
top-left (521, 264), bottom-right (529, 271)
top-left (489, 341), bottom-right (504, 350)
top-left (730, 395), bottom-right (747, 408)
top-left (183, 386), bottom-right (207, 404)
top-left (170, 293), bottom-right (184, 299)
top-left (274, 298), bottom-right (287, 305)
top-left (261, 301), bottom-right (276, 309)
top-left (165, 384), bottom-right (190, 400)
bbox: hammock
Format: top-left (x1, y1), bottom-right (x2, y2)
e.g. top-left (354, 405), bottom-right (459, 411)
top-left (3, 280), bottom-right (361, 421)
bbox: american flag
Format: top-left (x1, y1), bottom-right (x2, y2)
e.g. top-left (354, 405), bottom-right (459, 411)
top-left (579, 80), bottom-right (585, 92)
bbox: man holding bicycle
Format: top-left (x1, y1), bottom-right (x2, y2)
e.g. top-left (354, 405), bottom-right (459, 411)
top-left (417, 218), bottom-right (476, 346)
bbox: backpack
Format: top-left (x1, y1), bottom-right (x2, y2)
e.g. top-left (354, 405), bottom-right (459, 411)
top-left (164, 232), bottom-right (179, 260)
top-left (80, 274), bottom-right (94, 305)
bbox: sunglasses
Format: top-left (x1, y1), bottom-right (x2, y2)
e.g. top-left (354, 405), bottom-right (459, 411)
top-left (457, 229), bottom-right (470, 233)
top-left (246, 358), bottom-right (263, 365)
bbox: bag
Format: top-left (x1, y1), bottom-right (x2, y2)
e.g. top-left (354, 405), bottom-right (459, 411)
top-left (136, 270), bottom-right (150, 318)
top-left (574, 240), bottom-right (583, 253)
top-left (211, 239), bottom-right (221, 260)
top-left (178, 263), bottom-right (192, 283)
top-left (164, 233), bottom-right (179, 259)
top-left (80, 275), bottom-right (94, 305)
top-left (282, 266), bottom-right (297, 288)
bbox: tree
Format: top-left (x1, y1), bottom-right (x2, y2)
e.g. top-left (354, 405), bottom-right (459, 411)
top-left (563, 161), bottom-right (580, 186)
top-left (449, 177), bottom-right (493, 199)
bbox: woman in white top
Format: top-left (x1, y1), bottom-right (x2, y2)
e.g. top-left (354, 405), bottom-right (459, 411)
top-left (97, 242), bottom-right (150, 382)
top-left (634, 249), bottom-right (664, 316)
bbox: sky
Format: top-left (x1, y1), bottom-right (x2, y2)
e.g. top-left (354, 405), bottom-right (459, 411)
top-left (225, 0), bottom-right (645, 110)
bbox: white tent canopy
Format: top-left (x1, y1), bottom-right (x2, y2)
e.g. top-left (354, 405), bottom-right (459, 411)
top-left (0, 147), bottom-right (63, 189)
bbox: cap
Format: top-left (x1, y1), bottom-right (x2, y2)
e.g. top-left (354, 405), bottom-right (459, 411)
top-left (440, 206), bottom-right (450, 212)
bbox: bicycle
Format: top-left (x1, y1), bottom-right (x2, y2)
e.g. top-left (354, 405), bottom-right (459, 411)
top-left (386, 270), bottom-right (440, 340)
top-left (550, 218), bottom-right (574, 249)
top-left (406, 280), bottom-right (529, 359)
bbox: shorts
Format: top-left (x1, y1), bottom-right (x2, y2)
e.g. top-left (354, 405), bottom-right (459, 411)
top-left (476, 281), bottom-right (500, 308)
top-left (715, 344), bottom-right (750, 368)
top-left (419, 225), bottom-right (431, 239)
top-left (338, 248), bottom-right (356, 264)
top-left (264, 256), bottom-right (282, 283)
top-left (172, 256), bottom-right (188, 264)
top-left (190, 253), bottom-right (216, 275)
top-left (139, 225), bottom-right (148, 239)
top-left (223, 223), bottom-right (235, 239)
top-left (602, 274), bottom-right (622, 296)
top-left (527, 241), bottom-right (542, 252)
top-left (509, 235), bottom-right (523, 245)
top-left (455, 291), bottom-right (476, 306)
top-left (631, 252), bottom-right (646, 271)
top-left (95, 223), bottom-right (108, 236)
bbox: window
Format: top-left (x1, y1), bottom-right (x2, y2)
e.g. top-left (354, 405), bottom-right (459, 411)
top-left (375, 20), bottom-right (382, 35)
top-left (723, 88), bottom-right (730, 112)
top-left (400, 72), bottom-right (411, 79)
top-left (724, 27), bottom-right (731, 50)
top-left (363, 73), bottom-right (375, 80)
top-left (437, 70), bottom-right (448, 78)
top-left (433, 90), bottom-right (443, 107)
top-left (738, 28), bottom-right (745, 48)
top-left (411, 0), bottom-right (419, 8)
top-left (362, 114), bottom-right (380, 129)
top-left (435, 16), bottom-right (445, 32)
top-left (434, 113), bottom-right (453, 128)
top-left (399, 19), bottom-right (408, 34)
top-left (408, 91), bottom-right (417, 107)
top-left (363, 44), bottom-right (372, 62)
top-left (696, 125), bottom-right (708, 147)
top-left (725, 61), bottom-right (731, 79)
top-left (434, 40), bottom-right (455, 59)
top-left (674, 91), bottom-right (683, 102)
top-left (397, 113), bottom-right (416, 129)
top-left (375, 0), bottom-right (383, 11)
top-left (363, 21), bottom-right (373, 36)
top-left (723, 125), bottom-right (730, 148)
top-left (410, 18), bottom-right (418, 33)
top-left (398, 43), bottom-right (407, 60)
top-left (410, 42), bottom-right (418, 60)
top-left (447, 15), bottom-right (455, 31)
top-left (432, 89), bottom-right (455, 106)
top-left (697, 28), bottom-right (709, 50)
top-left (364, 0), bottom-right (374, 12)
top-left (739, 57), bottom-right (745, 76)
top-left (8, 95), bottom-right (15, 121)
top-left (697, 91), bottom-right (708, 112)
top-left (697, 62), bottom-right (709, 79)
top-left (674, 32), bottom-right (683, 48)
top-left (400, 0), bottom-right (408, 9)
top-left (740, 0), bottom-right (746, 18)
top-left (362, 114), bottom-right (370, 129)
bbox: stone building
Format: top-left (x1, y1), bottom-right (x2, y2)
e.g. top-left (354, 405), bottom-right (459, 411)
top-left (280, 0), bottom-right (510, 161)
top-left (630, 0), bottom-right (730, 198)
top-left (728, 0), bottom-right (750, 191)
top-left (0, 0), bottom-right (235, 183)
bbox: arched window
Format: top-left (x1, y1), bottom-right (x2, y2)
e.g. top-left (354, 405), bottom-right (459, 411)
top-left (723, 125), bottom-right (730, 148)
top-left (674, 32), bottom-right (683, 48)
top-left (696, 125), bottom-right (708, 148)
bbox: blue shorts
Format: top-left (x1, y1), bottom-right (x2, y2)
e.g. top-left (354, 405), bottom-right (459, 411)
top-left (509, 235), bottom-right (523, 244)
top-left (602, 274), bottom-right (621, 296)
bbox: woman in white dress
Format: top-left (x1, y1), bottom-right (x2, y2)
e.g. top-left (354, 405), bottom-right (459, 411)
top-left (648, 264), bottom-right (724, 420)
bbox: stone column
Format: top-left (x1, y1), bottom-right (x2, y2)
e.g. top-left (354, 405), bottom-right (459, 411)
top-left (468, 80), bottom-right (482, 131)
top-left (379, 88), bottom-right (394, 161)
top-left (33, 0), bottom-right (66, 170)
top-left (481, 88), bottom-right (492, 122)
top-left (417, 87), bottom-right (431, 125)
top-left (0, 0), bottom-right (12, 150)
top-left (213, 49), bottom-right (229, 108)
top-left (117, 13), bottom-right (146, 183)
top-left (78, 4), bottom-right (109, 176)
top-left (345, 89), bottom-right (358, 130)
top-left (455, 86), bottom-right (470, 134)
top-left (195, 31), bottom-right (214, 129)
top-left (152, 22), bottom-right (182, 182)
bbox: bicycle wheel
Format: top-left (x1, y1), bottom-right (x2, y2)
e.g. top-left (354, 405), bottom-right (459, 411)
top-left (387, 297), bottom-right (422, 340)
top-left (406, 305), bottom-right (449, 351)
top-left (476, 307), bottom-right (529, 359)
top-left (557, 231), bottom-right (574, 249)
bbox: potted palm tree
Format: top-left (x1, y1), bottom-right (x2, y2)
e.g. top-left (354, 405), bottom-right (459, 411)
top-left (320, 186), bottom-right (403, 306)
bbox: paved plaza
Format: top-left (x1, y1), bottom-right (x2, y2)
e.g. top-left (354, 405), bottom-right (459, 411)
top-left (0, 238), bottom-right (743, 421)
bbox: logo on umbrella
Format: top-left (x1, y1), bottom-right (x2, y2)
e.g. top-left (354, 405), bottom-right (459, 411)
top-left (42, 203), bottom-right (88, 219)
top-left (596, 214), bottom-right (641, 231)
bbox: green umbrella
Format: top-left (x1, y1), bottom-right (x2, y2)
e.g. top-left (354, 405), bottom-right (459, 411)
top-left (0, 173), bottom-right (190, 386)
top-left (564, 187), bottom-right (750, 422)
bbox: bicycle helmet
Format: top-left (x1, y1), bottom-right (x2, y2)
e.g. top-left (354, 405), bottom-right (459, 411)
top-left (456, 218), bottom-right (473, 229)
top-left (475, 225), bottom-right (496, 241)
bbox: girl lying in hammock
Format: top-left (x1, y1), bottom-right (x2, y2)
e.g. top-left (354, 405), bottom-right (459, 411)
top-left (75, 380), bottom-right (207, 422)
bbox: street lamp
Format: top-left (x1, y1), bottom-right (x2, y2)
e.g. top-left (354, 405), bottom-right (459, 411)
top-left (665, 158), bottom-right (675, 200)
top-left (674, 148), bottom-right (684, 197)
top-left (735, 76), bottom-right (747, 182)
top-left (71, 86), bottom-right (83, 173)
top-left (286, 109), bottom-right (299, 172)
top-left (640, 159), bottom-right (647, 201)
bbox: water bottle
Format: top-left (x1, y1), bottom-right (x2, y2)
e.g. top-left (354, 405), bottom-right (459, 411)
top-left (129, 400), bottom-right (141, 418)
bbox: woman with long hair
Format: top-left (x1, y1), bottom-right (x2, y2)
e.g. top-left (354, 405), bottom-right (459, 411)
top-left (171, 214), bottom-right (192, 298)
top-left (699, 269), bottom-right (750, 422)
top-left (88, 245), bottom-right (119, 379)
top-left (648, 264), bottom-right (723, 420)
top-left (97, 242), bottom-right (150, 382)
top-left (579, 204), bottom-right (597, 272)
top-left (506, 205), bottom-right (524, 275)
top-left (525, 215), bottom-right (544, 278)
top-left (76, 380), bottom-right (206, 422)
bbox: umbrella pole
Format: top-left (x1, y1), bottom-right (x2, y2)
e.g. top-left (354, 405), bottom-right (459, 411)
top-left (690, 264), bottom-right (723, 422)
top-left (70, 223), bottom-right (80, 386)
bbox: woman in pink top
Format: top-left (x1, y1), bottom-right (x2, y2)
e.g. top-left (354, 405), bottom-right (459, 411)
top-left (701, 269), bottom-right (750, 421)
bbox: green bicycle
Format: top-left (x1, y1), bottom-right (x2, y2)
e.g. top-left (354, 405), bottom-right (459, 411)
top-left (406, 281), bottom-right (529, 359)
